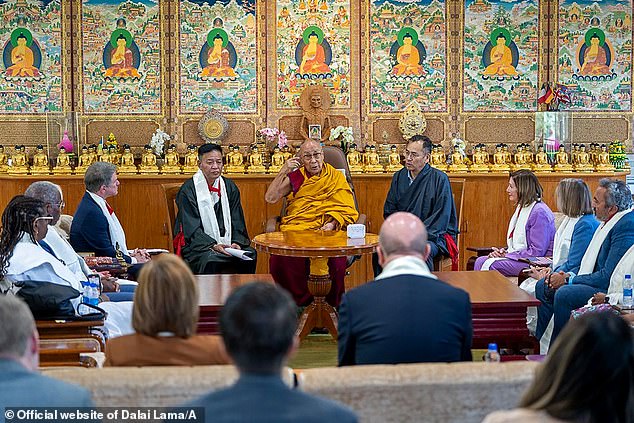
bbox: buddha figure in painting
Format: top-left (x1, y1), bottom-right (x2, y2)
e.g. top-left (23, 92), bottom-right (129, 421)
top-left (5, 31), bottom-right (41, 79)
top-left (200, 31), bottom-right (237, 79)
top-left (118, 144), bottom-right (138, 174)
top-left (346, 143), bottom-right (364, 173)
top-left (483, 33), bottom-right (517, 77)
top-left (554, 145), bottom-right (573, 171)
top-left (182, 145), bottom-right (199, 174)
top-left (139, 144), bottom-right (159, 174)
top-left (0, 145), bottom-right (9, 173)
top-left (363, 145), bottom-right (384, 173)
top-left (391, 30), bottom-right (424, 76)
top-left (162, 145), bottom-right (182, 174)
top-left (9, 145), bottom-right (29, 175)
top-left (246, 144), bottom-right (266, 174)
top-left (299, 29), bottom-right (331, 75)
top-left (31, 145), bottom-right (50, 175)
top-left (269, 146), bottom-right (285, 174)
top-left (580, 32), bottom-right (610, 76)
top-left (52, 146), bottom-right (72, 175)
top-left (532, 146), bottom-right (552, 172)
top-left (386, 144), bottom-right (403, 172)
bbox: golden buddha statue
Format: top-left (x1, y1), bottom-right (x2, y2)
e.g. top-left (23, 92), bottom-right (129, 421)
top-left (589, 143), bottom-right (599, 166)
top-left (554, 145), bottom-right (573, 171)
top-left (363, 144), bottom-right (384, 173)
top-left (225, 144), bottom-right (245, 174)
top-left (571, 144), bottom-right (580, 166)
top-left (75, 146), bottom-right (91, 173)
top-left (9, 145), bottom-right (29, 175)
top-left (523, 144), bottom-right (534, 167)
top-left (470, 144), bottom-right (490, 173)
top-left (491, 144), bottom-right (510, 173)
top-left (281, 145), bottom-right (294, 162)
top-left (448, 145), bottom-right (469, 173)
top-left (430, 144), bottom-right (448, 172)
top-left (52, 146), bottom-right (73, 175)
top-left (118, 144), bottom-right (138, 174)
top-left (246, 144), bottom-right (266, 173)
top-left (386, 144), bottom-right (403, 172)
top-left (346, 143), bottom-right (364, 173)
top-left (162, 145), bottom-right (182, 174)
top-left (595, 144), bottom-right (615, 172)
top-left (532, 146), bottom-right (552, 172)
top-left (573, 144), bottom-right (594, 172)
top-left (182, 145), bottom-right (199, 174)
top-left (0, 145), bottom-right (9, 173)
top-left (88, 144), bottom-right (98, 165)
top-left (502, 144), bottom-right (512, 165)
top-left (108, 145), bottom-right (121, 165)
top-left (511, 144), bottom-right (531, 171)
top-left (269, 146), bottom-right (285, 174)
top-left (139, 144), bottom-right (160, 174)
top-left (31, 144), bottom-right (50, 175)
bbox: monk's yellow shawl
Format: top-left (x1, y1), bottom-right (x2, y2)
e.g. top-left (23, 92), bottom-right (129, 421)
top-left (280, 163), bottom-right (358, 231)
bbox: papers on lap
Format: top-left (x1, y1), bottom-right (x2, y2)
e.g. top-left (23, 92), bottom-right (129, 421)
top-left (225, 247), bottom-right (254, 261)
top-left (519, 257), bottom-right (553, 267)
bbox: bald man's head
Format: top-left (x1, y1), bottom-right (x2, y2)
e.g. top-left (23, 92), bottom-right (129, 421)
top-left (299, 140), bottom-right (324, 176)
top-left (378, 212), bottom-right (429, 264)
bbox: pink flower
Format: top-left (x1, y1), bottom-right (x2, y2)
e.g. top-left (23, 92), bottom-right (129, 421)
top-left (278, 131), bottom-right (288, 148)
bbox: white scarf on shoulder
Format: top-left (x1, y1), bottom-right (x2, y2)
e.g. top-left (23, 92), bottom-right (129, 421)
top-left (193, 170), bottom-right (231, 246)
top-left (578, 209), bottom-right (631, 276)
top-left (376, 255), bottom-right (437, 280)
top-left (552, 216), bottom-right (580, 269)
top-left (44, 227), bottom-right (91, 281)
top-left (88, 191), bottom-right (129, 255)
top-left (482, 202), bottom-right (536, 271)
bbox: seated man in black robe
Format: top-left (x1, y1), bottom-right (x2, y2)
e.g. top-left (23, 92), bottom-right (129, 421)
top-left (380, 135), bottom-right (458, 271)
top-left (174, 143), bottom-right (256, 274)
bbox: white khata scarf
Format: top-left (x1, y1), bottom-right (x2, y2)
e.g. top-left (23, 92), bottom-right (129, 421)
top-left (578, 208), bottom-right (631, 276)
top-left (193, 170), bottom-right (232, 246)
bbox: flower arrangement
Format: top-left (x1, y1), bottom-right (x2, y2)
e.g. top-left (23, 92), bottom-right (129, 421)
top-left (329, 126), bottom-right (354, 152)
top-left (150, 128), bottom-right (171, 156)
top-left (259, 127), bottom-right (288, 148)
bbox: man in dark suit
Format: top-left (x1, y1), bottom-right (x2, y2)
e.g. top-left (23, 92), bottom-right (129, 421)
top-left (70, 161), bottom-right (149, 266)
top-left (0, 295), bottom-right (94, 409)
top-left (339, 212), bottom-right (472, 366)
top-left (185, 282), bottom-right (357, 423)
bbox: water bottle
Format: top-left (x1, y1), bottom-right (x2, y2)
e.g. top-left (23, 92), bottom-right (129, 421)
top-left (81, 281), bottom-right (92, 305)
top-left (623, 274), bottom-right (633, 308)
top-left (89, 282), bottom-right (100, 306)
top-left (484, 343), bottom-right (501, 363)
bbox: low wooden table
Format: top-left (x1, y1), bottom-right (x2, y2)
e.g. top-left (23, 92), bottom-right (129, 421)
top-left (36, 319), bottom-right (106, 367)
top-left (197, 274), bottom-right (275, 334)
top-left (435, 270), bottom-right (540, 354)
top-left (253, 231), bottom-right (379, 340)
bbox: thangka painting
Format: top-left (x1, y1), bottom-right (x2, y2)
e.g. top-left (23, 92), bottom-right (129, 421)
top-left (276, 0), bottom-right (351, 109)
top-left (369, 1), bottom-right (447, 113)
top-left (178, 0), bottom-right (257, 114)
top-left (463, 0), bottom-right (540, 112)
top-left (557, 0), bottom-right (632, 111)
top-left (79, 0), bottom-right (163, 115)
top-left (0, 0), bottom-right (63, 114)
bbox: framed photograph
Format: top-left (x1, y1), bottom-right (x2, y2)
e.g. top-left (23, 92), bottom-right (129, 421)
top-left (309, 124), bottom-right (322, 140)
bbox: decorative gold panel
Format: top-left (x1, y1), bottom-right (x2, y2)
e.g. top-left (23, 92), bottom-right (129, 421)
top-left (572, 118), bottom-right (631, 149)
top-left (183, 120), bottom-right (255, 148)
top-left (372, 119), bottom-right (445, 147)
top-left (84, 121), bottom-right (158, 150)
top-left (464, 117), bottom-right (535, 147)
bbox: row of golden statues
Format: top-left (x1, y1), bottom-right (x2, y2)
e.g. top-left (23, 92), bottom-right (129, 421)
top-left (430, 142), bottom-right (623, 173)
top-left (0, 141), bottom-right (626, 177)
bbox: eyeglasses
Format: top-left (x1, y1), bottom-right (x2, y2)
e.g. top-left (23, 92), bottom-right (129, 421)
top-left (405, 150), bottom-right (426, 159)
top-left (56, 200), bottom-right (65, 209)
top-left (302, 152), bottom-right (323, 161)
top-left (34, 216), bottom-right (53, 223)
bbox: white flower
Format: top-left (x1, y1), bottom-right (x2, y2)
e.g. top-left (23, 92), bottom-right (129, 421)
top-left (329, 126), bottom-right (354, 144)
top-left (150, 129), bottom-right (171, 155)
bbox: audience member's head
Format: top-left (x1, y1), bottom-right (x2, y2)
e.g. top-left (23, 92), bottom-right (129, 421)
top-left (508, 169), bottom-right (542, 207)
top-left (555, 178), bottom-right (593, 218)
top-left (0, 295), bottom-right (39, 370)
top-left (593, 178), bottom-right (633, 222)
top-left (0, 195), bottom-right (50, 279)
top-left (220, 282), bottom-right (297, 375)
top-left (520, 312), bottom-right (634, 423)
top-left (133, 254), bottom-right (199, 338)
top-left (24, 181), bottom-right (64, 226)
top-left (84, 162), bottom-right (119, 198)
top-left (378, 212), bottom-right (429, 267)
